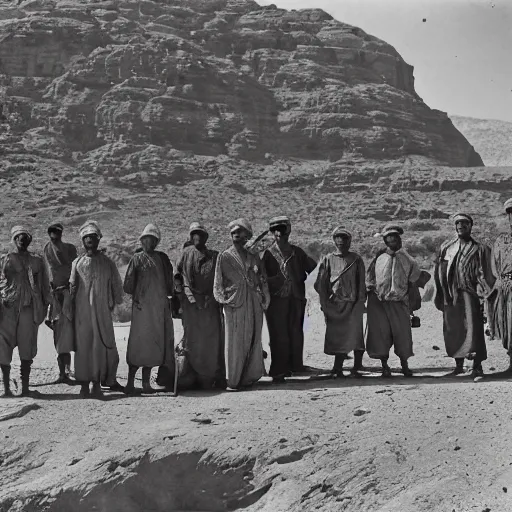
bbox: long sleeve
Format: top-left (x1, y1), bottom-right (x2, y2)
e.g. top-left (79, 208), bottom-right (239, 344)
top-left (70, 244), bottom-right (78, 263)
top-left (408, 257), bottom-right (421, 284)
top-left (313, 256), bottom-right (329, 303)
top-left (356, 257), bottom-right (366, 301)
top-left (478, 244), bottom-right (495, 297)
top-left (305, 253), bottom-right (317, 274)
top-left (161, 252), bottom-right (174, 297)
top-left (39, 258), bottom-right (51, 308)
top-left (110, 259), bottom-right (124, 305)
top-left (42, 244), bottom-right (54, 286)
top-left (213, 252), bottom-right (226, 304)
top-left (177, 251), bottom-right (196, 304)
top-left (123, 257), bottom-right (137, 296)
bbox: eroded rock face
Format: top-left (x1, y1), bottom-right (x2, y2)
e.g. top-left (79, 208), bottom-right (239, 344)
top-left (0, 0), bottom-right (482, 173)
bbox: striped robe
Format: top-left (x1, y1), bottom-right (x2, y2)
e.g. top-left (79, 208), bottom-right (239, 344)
top-left (434, 237), bottom-right (494, 360)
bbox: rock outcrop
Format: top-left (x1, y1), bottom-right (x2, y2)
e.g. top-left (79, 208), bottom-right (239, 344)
top-left (0, 0), bottom-right (483, 172)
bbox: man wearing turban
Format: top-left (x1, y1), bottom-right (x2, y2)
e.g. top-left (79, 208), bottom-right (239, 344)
top-left (123, 224), bottom-right (175, 394)
top-left (43, 222), bottom-right (77, 383)
top-left (263, 216), bottom-right (317, 382)
top-left (213, 218), bottom-right (270, 390)
top-left (314, 227), bottom-right (366, 377)
top-left (366, 224), bottom-right (421, 377)
top-left (488, 200), bottom-right (512, 371)
top-left (70, 221), bottom-right (124, 398)
top-left (0, 226), bottom-right (50, 397)
top-left (434, 213), bottom-right (494, 379)
top-left (176, 222), bottom-right (226, 389)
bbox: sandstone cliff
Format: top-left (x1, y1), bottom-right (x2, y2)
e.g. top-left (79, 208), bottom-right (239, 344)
top-left (0, 0), bottom-right (482, 172)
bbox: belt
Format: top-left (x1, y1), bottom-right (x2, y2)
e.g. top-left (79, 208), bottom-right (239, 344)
top-left (501, 272), bottom-right (512, 281)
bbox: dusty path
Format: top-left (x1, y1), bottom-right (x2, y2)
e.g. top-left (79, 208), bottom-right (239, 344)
top-left (1, 294), bottom-right (512, 511)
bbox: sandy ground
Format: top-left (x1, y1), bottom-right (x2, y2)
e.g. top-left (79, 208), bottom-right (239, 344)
top-left (1, 280), bottom-right (512, 511)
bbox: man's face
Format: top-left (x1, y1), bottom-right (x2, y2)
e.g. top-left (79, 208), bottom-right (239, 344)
top-left (508, 211), bottom-right (512, 229)
top-left (49, 230), bottom-right (62, 242)
top-left (271, 225), bottom-right (289, 243)
top-left (82, 234), bottom-right (100, 252)
top-left (231, 227), bottom-right (249, 245)
top-left (384, 234), bottom-right (401, 251)
top-left (141, 235), bottom-right (158, 253)
top-left (15, 233), bottom-right (31, 251)
top-left (455, 220), bottom-right (472, 238)
top-left (191, 232), bottom-right (207, 248)
top-left (334, 234), bottom-right (351, 252)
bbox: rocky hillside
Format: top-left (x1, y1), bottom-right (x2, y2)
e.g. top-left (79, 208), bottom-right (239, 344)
top-left (0, 0), bottom-right (501, 265)
top-left (451, 115), bottom-right (512, 167)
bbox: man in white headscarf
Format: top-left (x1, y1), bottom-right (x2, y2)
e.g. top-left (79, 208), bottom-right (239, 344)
top-left (366, 224), bottom-right (420, 378)
top-left (177, 222), bottom-right (225, 389)
top-left (214, 218), bottom-right (270, 390)
top-left (70, 220), bottom-right (124, 398)
top-left (123, 224), bottom-right (175, 394)
top-left (0, 226), bottom-right (50, 397)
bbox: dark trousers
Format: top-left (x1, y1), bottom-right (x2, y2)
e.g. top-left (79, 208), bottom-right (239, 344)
top-left (266, 296), bottom-right (306, 376)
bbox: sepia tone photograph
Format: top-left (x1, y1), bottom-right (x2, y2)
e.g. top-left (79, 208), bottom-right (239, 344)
top-left (0, 0), bottom-right (511, 510)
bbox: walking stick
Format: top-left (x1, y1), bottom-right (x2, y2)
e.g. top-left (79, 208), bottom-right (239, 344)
top-left (173, 347), bottom-right (179, 397)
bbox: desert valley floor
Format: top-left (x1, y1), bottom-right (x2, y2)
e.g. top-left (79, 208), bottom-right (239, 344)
top-left (1, 276), bottom-right (512, 512)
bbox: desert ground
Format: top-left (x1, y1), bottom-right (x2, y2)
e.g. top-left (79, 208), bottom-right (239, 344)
top-left (1, 274), bottom-right (512, 512)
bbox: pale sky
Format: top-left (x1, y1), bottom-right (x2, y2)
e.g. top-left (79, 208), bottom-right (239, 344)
top-left (259, 0), bottom-right (512, 122)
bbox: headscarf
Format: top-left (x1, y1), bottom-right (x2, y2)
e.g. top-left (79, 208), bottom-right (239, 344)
top-left (47, 222), bottom-right (64, 235)
top-left (139, 223), bottom-right (161, 242)
top-left (452, 213), bottom-right (473, 225)
top-left (79, 220), bottom-right (102, 240)
top-left (504, 198), bottom-right (512, 213)
top-left (11, 225), bottom-right (33, 243)
top-left (381, 224), bottom-right (404, 238)
top-left (331, 226), bottom-right (352, 239)
top-left (228, 218), bottom-right (253, 239)
top-left (269, 216), bottom-right (291, 234)
top-left (189, 222), bottom-right (209, 240)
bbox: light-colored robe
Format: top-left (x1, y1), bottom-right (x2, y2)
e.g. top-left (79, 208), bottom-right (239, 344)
top-left (123, 250), bottom-right (174, 368)
top-left (314, 251), bottom-right (366, 355)
top-left (366, 248), bottom-right (420, 360)
top-left (0, 252), bottom-right (50, 365)
top-left (489, 233), bottom-right (512, 354)
top-left (213, 246), bottom-right (270, 389)
top-left (70, 253), bottom-right (123, 384)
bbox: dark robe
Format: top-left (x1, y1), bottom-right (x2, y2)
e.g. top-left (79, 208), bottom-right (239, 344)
top-left (177, 245), bottom-right (225, 386)
top-left (262, 243), bottom-right (317, 376)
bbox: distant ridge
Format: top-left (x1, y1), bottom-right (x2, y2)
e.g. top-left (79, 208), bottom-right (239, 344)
top-left (451, 115), bottom-right (512, 167)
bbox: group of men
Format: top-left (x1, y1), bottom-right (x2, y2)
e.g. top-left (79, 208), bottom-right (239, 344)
top-left (0, 200), bottom-right (512, 398)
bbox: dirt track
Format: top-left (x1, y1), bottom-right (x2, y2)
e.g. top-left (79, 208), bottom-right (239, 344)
top-left (1, 282), bottom-right (512, 511)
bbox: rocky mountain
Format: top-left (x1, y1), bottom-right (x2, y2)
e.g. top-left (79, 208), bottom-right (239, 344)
top-left (0, 0), bottom-right (503, 266)
top-left (451, 115), bottom-right (512, 167)
top-left (0, 0), bottom-right (482, 172)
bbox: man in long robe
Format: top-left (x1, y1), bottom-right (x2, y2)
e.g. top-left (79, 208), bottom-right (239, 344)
top-left (262, 216), bottom-right (316, 382)
top-left (0, 226), bottom-right (50, 397)
top-left (489, 199), bottom-right (512, 371)
top-left (43, 222), bottom-right (77, 383)
top-left (178, 222), bottom-right (225, 389)
top-left (70, 221), bottom-right (124, 398)
top-left (366, 224), bottom-right (420, 378)
top-left (314, 227), bottom-right (366, 378)
top-left (123, 224), bottom-right (175, 394)
top-left (434, 213), bottom-right (494, 379)
top-left (213, 218), bottom-right (270, 391)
